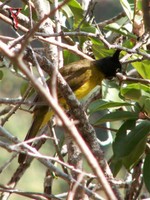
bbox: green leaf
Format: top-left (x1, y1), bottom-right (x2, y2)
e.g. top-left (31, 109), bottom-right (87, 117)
top-left (22, 4), bottom-right (37, 21)
top-left (90, 38), bottom-right (111, 59)
top-left (63, 50), bottom-right (80, 65)
top-left (68, 0), bottom-right (84, 28)
top-left (112, 120), bottom-right (136, 175)
top-left (105, 23), bottom-right (136, 39)
top-left (143, 153), bottom-right (150, 193)
top-left (121, 87), bottom-right (141, 100)
top-left (122, 136), bottom-right (146, 169)
top-left (89, 99), bottom-right (131, 114)
top-left (102, 80), bottom-right (122, 102)
top-left (81, 26), bottom-right (96, 34)
top-left (61, 4), bottom-right (74, 18)
top-left (121, 83), bottom-right (150, 115)
top-left (78, 25), bottom-right (97, 47)
top-left (120, 0), bottom-right (133, 21)
top-left (94, 111), bottom-right (138, 125)
top-left (113, 120), bottom-right (150, 158)
top-left (113, 120), bottom-right (136, 155)
top-left (121, 83), bottom-right (150, 101)
top-left (137, 0), bottom-right (142, 10)
top-left (132, 60), bottom-right (150, 79)
top-left (138, 96), bottom-right (150, 116)
top-left (110, 158), bottom-right (123, 177)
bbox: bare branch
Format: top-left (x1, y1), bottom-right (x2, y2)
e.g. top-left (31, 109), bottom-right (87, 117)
top-left (0, 40), bottom-right (119, 200)
top-left (142, 0), bottom-right (150, 31)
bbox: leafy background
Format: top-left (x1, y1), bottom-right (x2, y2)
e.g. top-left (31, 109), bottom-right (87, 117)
top-left (0, 0), bottom-right (150, 199)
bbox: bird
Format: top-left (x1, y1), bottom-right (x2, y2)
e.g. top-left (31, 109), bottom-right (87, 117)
top-left (18, 49), bottom-right (121, 163)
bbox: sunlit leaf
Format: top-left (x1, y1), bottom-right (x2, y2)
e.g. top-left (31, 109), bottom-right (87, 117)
top-left (90, 38), bottom-right (108, 59)
top-left (120, 0), bottom-right (133, 21)
top-left (68, 0), bottom-right (84, 27)
top-left (63, 50), bottom-right (80, 65)
top-left (61, 4), bottom-right (74, 18)
top-left (121, 83), bottom-right (150, 100)
top-left (132, 60), bottom-right (150, 79)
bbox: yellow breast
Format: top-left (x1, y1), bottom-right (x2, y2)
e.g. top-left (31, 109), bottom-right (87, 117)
top-left (41, 67), bottom-right (104, 126)
top-left (74, 67), bottom-right (104, 99)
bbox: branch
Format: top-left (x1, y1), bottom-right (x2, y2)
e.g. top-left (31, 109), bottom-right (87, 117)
top-left (142, 0), bottom-right (150, 31)
top-left (97, 11), bottom-right (126, 27)
top-left (1, 86), bottom-right (31, 126)
top-left (35, 32), bottom-right (150, 60)
top-left (117, 73), bottom-right (150, 85)
top-left (0, 1), bottom-right (30, 29)
top-left (0, 185), bottom-right (62, 200)
top-left (37, 35), bottom-right (94, 60)
top-left (0, 126), bottom-right (102, 200)
top-left (0, 40), bottom-right (119, 200)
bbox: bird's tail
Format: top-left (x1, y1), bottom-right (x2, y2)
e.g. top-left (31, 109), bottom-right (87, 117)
top-left (18, 106), bottom-right (49, 163)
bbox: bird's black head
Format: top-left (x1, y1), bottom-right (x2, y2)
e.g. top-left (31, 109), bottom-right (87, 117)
top-left (94, 50), bottom-right (121, 79)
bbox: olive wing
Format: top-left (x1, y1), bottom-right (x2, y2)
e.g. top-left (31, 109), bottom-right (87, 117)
top-left (60, 59), bottom-right (92, 92)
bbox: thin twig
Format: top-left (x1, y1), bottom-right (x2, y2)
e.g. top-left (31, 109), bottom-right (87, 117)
top-left (37, 36), bottom-right (94, 60)
top-left (16, 0), bottom-right (70, 56)
top-left (0, 98), bottom-right (46, 106)
top-left (0, 12), bottom-right (28, 32)
top-left (0, 153), bottom-right (17, 174)
top-left (96, 11), bottom-right (126, 27)
top-left (0, 0), bottom-right (11, 9)
top-left (0, 40), bottom-right (119, 200)
top-left (117, 73), bottom-right (150, 85)
top-left (49, 123), bottom-right (68, 174)
top-left (1, 86), bottom-right (32, 126)
top-left (35, 33), bottom-right (150, 60)
top-left (0, 186), bottom-right (62, 200)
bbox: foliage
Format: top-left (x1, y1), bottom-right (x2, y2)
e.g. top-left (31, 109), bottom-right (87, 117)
top-left (0, 0), bottom-right (150, 199)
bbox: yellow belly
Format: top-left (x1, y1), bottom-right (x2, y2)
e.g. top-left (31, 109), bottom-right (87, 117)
top-left (41, 70), bottom-right (104, 127)
top-left (75, 68), bottom-right (104, 98)
top-left (74, 80), bottom-right (96, 99)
